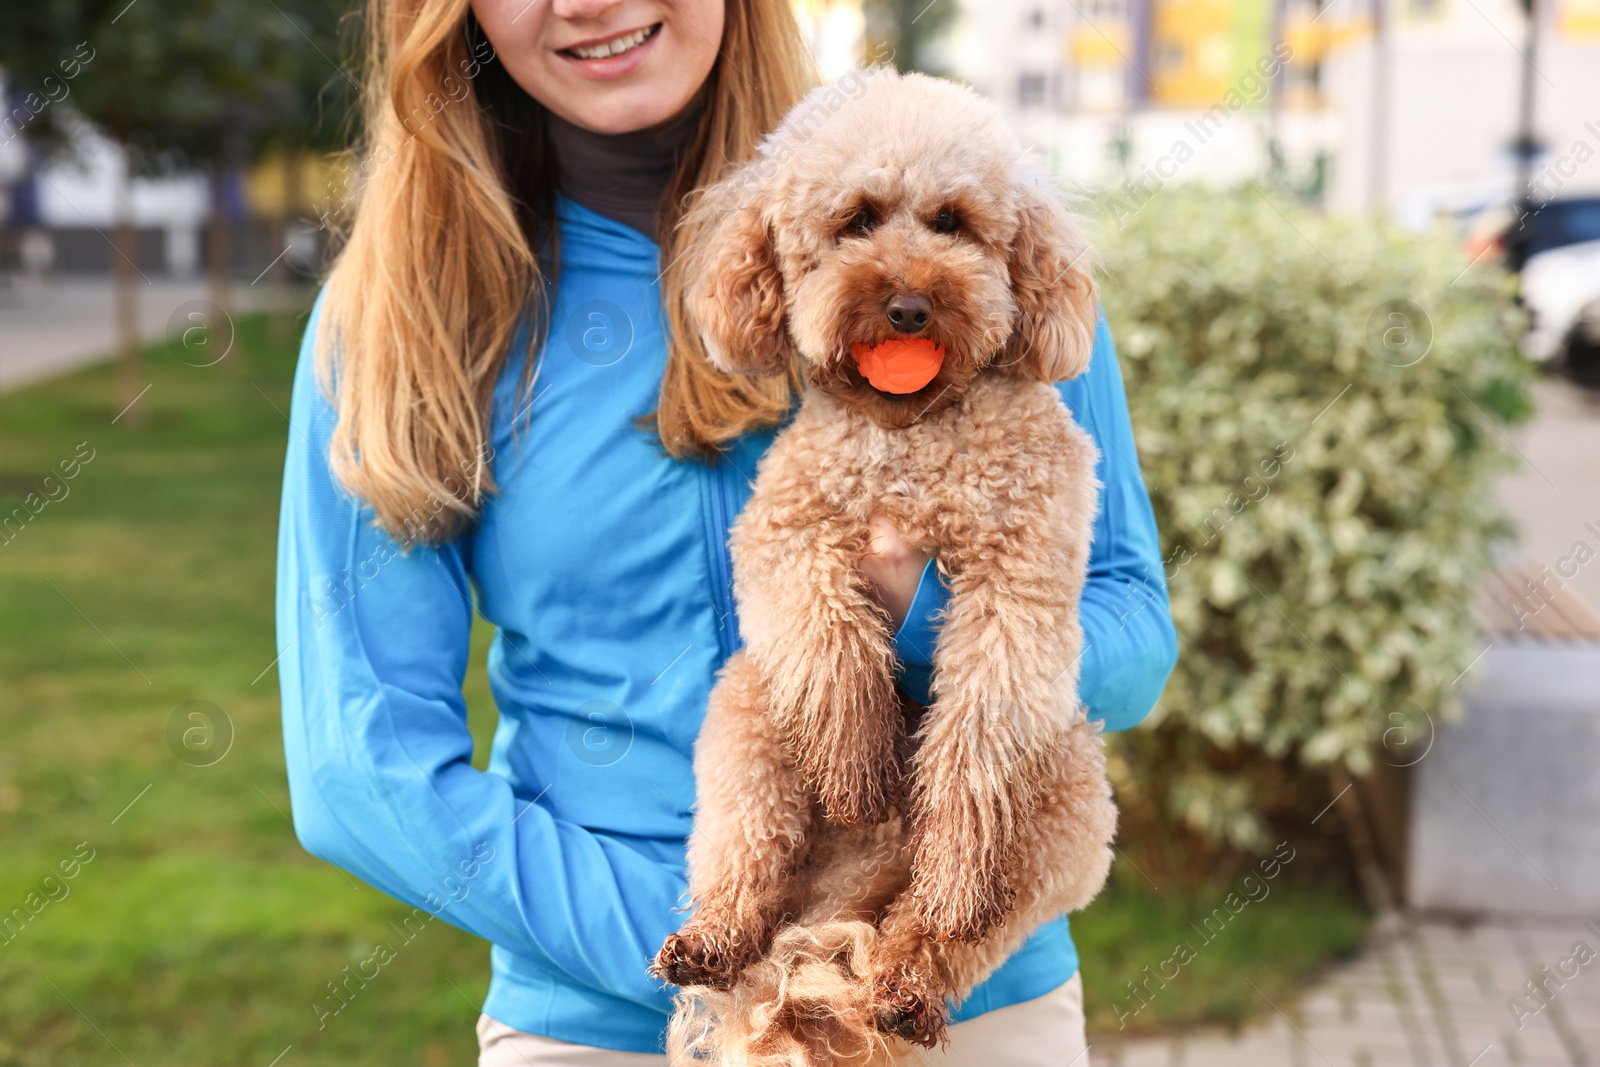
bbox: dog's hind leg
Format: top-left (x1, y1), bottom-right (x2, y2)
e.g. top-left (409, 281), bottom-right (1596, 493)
top-left (654, 651), bottom-right (817, 989)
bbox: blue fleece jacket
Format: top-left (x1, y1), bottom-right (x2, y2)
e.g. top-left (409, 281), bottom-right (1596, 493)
top-left (277, 197), bottom-right (1176, 1053)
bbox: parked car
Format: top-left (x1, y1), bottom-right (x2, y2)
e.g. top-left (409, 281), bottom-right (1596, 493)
top-left (1559, 292), bottom-right (1600, 389)
top-left (1522, 236), bottom-right (1600, 377)
top-left (1463, 196), bottom-right (1600, 384)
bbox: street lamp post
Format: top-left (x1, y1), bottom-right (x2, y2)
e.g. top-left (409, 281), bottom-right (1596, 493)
top-left (1508, 0), bottom-right (1543, 272)
top-left (1366, 0), bottom-right (1391, 211)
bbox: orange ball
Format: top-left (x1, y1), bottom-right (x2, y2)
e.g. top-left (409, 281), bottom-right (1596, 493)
top-left (850, 338), bottom-right (946, 394)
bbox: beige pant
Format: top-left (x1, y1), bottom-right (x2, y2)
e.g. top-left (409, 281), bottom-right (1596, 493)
top-left (478, 974), bottom-right (1087, 1067)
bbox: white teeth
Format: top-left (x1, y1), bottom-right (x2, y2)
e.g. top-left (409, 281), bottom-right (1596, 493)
top-left (569, 25), bottom-right (655, 60)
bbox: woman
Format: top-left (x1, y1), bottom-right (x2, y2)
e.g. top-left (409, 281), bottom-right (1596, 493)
top-left (277, 0), bottom-right (1178, 1064)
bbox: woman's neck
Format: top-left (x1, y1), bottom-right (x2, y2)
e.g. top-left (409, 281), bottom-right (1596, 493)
top-left (545, 98), bottom-right (704, 242)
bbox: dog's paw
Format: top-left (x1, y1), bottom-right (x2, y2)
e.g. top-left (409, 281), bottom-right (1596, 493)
top-left (872, 971), bottom-right (948, 1049)
top-left (652, 929), bottom-right (744, 989)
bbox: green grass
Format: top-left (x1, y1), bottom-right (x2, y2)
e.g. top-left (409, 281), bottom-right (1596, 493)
top-left (1076, 876), bottom-right (1369, 1037)
top-left (0, 306), bottom-right (1367, 1063)
top-left (0, 307), bottom-right (498, 1067)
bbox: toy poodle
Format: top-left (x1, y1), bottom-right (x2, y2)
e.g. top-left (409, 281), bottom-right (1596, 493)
top-left (652, 69), bottom-right (1118, 1066)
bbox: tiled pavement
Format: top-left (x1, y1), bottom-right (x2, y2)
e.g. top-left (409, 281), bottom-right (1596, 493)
top-left (1096, 916), bottom-right (1600, 1067)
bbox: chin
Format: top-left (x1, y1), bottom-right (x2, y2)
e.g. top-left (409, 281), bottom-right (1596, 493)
top-left (562, 82), bottom-right (699, 134)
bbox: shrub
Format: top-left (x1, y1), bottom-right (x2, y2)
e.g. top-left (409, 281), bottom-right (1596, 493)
top-left (1093, 187), bottom-right (1532, 880)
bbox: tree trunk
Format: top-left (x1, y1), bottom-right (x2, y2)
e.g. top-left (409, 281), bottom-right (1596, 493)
top-left (1332, 768), bottom-right (1398, 914)
top-left (281, 150), bottom-right (302, 281)
top-left (207, 168), bottom-right (234, 358)
top-left (269, 151), bottom-right (303, 350)
top-left (112, 155), bottom-right (143, 426)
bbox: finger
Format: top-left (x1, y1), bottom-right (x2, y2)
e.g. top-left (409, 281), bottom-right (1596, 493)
top-left (864, 512), bottom-right (902, 559)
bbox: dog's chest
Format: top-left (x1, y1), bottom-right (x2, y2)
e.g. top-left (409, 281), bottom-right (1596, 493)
top-left (790, 379), bottom-right (1077, 523)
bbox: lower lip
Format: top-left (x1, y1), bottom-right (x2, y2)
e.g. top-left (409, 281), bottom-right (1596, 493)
top-left (558, 25), bottom-right (662, 81)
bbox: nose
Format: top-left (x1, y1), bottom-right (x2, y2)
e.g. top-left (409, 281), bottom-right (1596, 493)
top-left (885, 292), bottom-right (933, 335)
top-left (552, 0), bottom-right (626, 18)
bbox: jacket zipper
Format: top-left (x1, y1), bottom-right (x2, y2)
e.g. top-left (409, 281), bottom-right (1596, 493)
top-left (708, 455), bottom-right (741, 656)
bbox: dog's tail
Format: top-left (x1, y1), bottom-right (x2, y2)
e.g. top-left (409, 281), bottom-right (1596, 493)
top-left (665, 920), bottom-right (900, 1067)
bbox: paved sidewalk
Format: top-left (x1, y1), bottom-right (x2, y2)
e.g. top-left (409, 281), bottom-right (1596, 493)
top-left (0, 277), bottom-right (290, 393)
top-left (1098, 916), bottom-right (1600, 1067)
top-left (1495, 379), bottom-right (1600, 614)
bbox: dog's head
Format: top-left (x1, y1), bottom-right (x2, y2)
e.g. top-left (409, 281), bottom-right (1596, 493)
top-left (681, 70), bottom-right (1098, 428)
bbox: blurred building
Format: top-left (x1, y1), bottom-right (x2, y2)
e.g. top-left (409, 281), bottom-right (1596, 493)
top-left (1319, 0), bottom-right (1600, 219)
top-left (949, 0), bottom-right (1600, 220)
top-left (1, 116), bottom-right (210, 276)
top-left (2, 94), bottom-right (348, 281)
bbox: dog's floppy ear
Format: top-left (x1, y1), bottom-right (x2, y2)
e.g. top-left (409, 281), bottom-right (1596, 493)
top-left (683, 167), bottom-right (795, 377)
top-left (1001, 175), bottom-right (1098, 383)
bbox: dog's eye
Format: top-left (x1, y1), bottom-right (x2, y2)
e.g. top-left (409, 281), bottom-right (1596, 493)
top-left (843, 207), bottom-right (876, 236)
top-left (933, 209), bottom-right (960, 234)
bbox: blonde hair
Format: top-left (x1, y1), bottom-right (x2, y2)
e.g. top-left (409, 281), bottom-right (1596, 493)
top-left (320, 0), bottom-right (815, 542)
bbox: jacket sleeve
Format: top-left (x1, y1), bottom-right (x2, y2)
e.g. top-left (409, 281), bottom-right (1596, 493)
top-left (893, 313), bottom-right (1177, 732)
top-left (276, 295), bottom-right (683, 1009)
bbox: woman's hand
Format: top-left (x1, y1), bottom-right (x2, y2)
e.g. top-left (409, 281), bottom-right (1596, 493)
top-left (857, 511), bottom-right (931, 630)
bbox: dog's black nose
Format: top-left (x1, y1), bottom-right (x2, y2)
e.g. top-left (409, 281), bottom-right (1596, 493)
top-left (885, 292), bottom-right (933, 335)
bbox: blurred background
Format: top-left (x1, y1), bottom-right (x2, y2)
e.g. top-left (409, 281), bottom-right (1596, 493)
top-left (2, 1), bottom-right (1598, 1065)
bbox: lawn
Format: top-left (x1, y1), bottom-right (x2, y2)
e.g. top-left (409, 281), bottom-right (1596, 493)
top-left (0, 306), bottom-right (1367, 1063)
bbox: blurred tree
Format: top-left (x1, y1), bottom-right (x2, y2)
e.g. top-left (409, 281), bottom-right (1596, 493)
top-left (0, 0), bottom-right (354, 415)
top-left (862, 0), bottom-right (958, 76)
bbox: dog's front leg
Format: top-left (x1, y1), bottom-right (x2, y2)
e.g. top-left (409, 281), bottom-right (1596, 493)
top-left (869, 718), bottom-right (1117, 1047)
top-left (904, 535), bottom-right (1089, 943)
top-left (732, 501), bottom-right (902, 828)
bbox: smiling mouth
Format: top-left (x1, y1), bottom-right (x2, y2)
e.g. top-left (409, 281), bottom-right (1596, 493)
top-left (561, 23), bottom-right (661, 61)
